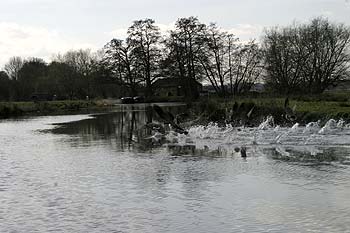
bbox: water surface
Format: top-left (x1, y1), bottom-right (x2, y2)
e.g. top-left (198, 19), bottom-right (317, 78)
top-left (1, 104), bottom-right (350, 232)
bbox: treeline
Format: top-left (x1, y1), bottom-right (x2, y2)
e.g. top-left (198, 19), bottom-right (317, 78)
top-left (0, 51), bottom-right (113, 101)
top-left (102, 17), bottom-right (263, 98)
top-left (0, 17), bottom-right (349, 102)
top-left (264, 18), bottom-right (350, 94)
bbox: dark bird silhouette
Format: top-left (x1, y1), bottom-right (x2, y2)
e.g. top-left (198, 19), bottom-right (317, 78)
top-left (240, 147), bottom-right (247, 158)
top-left (233, 146), bottom-right (247, 158)
top-left (284, 98), bottom-right (297, 121)
top-left (232, 102), bottom-right (239, 112)
top-left (145, 105), bottom-right (153, 124)
top-left (230, 102), bottom-right (255, 126)
top-left (152, 104), bottom-right (188, 135)
top-left (153, 105), bottom-right (175, 124)
top-left (175, 112), bottom-right (190, 124)
top-left (238, 102), bottom-right (245, 113)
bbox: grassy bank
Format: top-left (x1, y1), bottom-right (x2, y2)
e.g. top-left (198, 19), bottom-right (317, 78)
top-left (0, 100), bottom-right (114, 118)
top-left (2, 92), bottom-right (350, 125)
top-left (195, 92), bottom-right (350, 126)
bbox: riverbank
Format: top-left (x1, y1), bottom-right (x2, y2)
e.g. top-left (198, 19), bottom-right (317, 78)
top-left (192, 93), bottom-right (350, 126)
top-left (0, 99), bottom-right (115, 118)
top-left (2, 93), bottom-right (350, 126)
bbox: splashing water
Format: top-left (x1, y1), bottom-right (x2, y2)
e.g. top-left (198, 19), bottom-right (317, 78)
top-left (258, 115), bottom-right (275, 130)
top-left (303, 121), bottom-right (321, 134)
top-left (165, 117), bottom-right (350, 162)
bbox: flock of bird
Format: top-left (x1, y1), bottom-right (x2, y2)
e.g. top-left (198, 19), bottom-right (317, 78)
top-left (144, 98), bottom-right (297, 158)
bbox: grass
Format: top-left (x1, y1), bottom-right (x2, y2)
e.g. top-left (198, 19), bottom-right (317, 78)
top-left (195, 91), bottom-right (350, 125)
top-left (0, 100), bottom-right (113, 118)
top-left (2, 91), bottom-right (350, 124)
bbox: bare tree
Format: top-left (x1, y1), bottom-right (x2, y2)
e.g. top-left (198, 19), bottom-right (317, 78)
top-left (199, 23), bottom-right (238, 96)
top-left (53, 49), bottom-right (98, 97)
top-left (263, 18), bottom-right (350, 94)
top-left (301, 18), bottom-right (350, 93)
top-left (103, 39), bottom-right (141, 96)
top-left (54, 49), bottom-right (95, 75)
top-left (4, 56), bottom-right (24, 81)
top-left (170, 17), bottom-right (207, 82)
top-left (127, 19), bottom-right (161, 97)
top-left (231, 40), bottom-right (264, 95)
top-left (197, 24), bottom-right (262, 96)
top-left (163, 17), bottom-right (208, 99)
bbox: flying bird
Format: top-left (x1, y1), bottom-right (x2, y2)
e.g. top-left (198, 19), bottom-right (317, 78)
top-left (152, 104), bottom-right (188, 135)
top-left (284, 98), bottom-right (297, 121)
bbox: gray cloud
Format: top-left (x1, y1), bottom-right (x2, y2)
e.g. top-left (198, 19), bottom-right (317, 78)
top-left (0, 0), bottom-right (349, 66)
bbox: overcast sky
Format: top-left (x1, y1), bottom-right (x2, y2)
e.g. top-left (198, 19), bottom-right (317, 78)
top-left (0, 0), bottom-right (349, 67)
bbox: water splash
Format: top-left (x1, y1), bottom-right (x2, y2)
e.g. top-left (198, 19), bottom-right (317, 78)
top-left (258, 115), bottom-right (275, 130)
top-left (319, 119), bottom-right (337, 134)
top-left (303, 121), bottom-right (321, 134)
top-left (162, 118), bottom-right (350, 162)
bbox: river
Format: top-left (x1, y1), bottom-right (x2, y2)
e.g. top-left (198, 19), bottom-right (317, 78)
top-left (1, 104), bottom-right (350, 232)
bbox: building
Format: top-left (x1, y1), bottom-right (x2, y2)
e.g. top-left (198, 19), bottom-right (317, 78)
top-left (325, 80), bottom-right (350, 92)
top-left (153, 78), bottom-right (203, 98)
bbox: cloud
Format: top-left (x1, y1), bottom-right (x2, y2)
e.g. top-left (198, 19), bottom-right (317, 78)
top-left (109, 22), bottom-right (262, 41)
top-left (321, 10), bottom-right (334, 16)
top-left (108, 22), bottom-right (176, 40)
top-left (0, 21), bottom-right (263, 68)
top-left (108, 28), bottom-right (128, 40)
top-left (0, 22), bottom-right (96, 68)
top-left (226, 24), bottom-right (263, 41)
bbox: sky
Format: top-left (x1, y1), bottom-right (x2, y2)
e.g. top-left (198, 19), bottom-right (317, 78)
top-left (0, 0), bottom-right (349, 67)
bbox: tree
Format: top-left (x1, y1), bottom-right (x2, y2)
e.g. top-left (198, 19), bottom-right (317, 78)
top-left (103, 39), bottom-right (140, 96)
top-left (263, 26), bottom-right (302, 94)
top-left (301, 18), bottom-right (350, 93)
top-left (17, 58), bottom-right (48, 100)
top-left (53, 49), bottom-right (97, 97)
top-left (231, 41), bottom-right (264, 95)
top-left (0, 71), bottom-right (11, 100)
top-left (169, 17), bottom-right (207, 81)
top-left (163, 17), bottom-right (207, 99)
top-left (47, 62), bottom-right (81, 99)
top-left (4, 56), bottom-right (24, 81)
top-left (127, 19), bottom-right (161, 97)
top-left (263, 18), bottom-right (350, 94)
top-left (185, 22), bottom-right (262, 97)
top-left (198, 23), bottom-right (238, 97)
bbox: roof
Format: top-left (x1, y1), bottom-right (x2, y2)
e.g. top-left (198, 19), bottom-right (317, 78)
top-left (153, 78), bottom-right (202, 88)
top-left (326, 79), bottom-right (350, 92)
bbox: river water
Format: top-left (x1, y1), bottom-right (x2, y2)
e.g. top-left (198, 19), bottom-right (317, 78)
top-left (1, 104), bottom-right (350, 232)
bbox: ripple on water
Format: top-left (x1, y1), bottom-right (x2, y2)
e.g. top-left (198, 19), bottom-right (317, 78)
top-left (1, 113), bottom-right (350, 232)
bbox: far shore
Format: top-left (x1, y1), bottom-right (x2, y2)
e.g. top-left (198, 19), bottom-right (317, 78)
top-left (1, 93), bottom-right (350, 127)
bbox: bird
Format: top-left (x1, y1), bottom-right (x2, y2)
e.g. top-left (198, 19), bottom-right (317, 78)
top-left (229, 102), bottom-right (255, 126)
top-left (233, 146), bottom-right (247, 158)
top-left (232, 102), bottom-right (239, 112)
top-left (152, 104), bottom-right (175, 124)
top-left (145, 105), bottom-right (153, 124)
top-left (152, 104), bottom-right (188, 135)
top-left (240, 147), bottom-right (247, 158)
top-left (284, 98), bottom-right (297, 121)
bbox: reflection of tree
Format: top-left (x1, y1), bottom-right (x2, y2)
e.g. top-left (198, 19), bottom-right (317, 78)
top-left (50, 105), bottom-right (239, 204)
top-left (51, 106), bottom-right (147, 151)
top-left (51, 105), bottom-right (188, 151)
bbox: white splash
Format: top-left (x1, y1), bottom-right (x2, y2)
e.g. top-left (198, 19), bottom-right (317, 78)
top-left (258, 115), bottom-right (275, 130)
top-left (164, 118), bottom-right (350, 154)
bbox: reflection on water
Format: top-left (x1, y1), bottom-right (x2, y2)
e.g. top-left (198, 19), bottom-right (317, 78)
top-left (51, 104), bottom-right (188, 152)
top-left (1, 105), bottom-right (350, 233)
